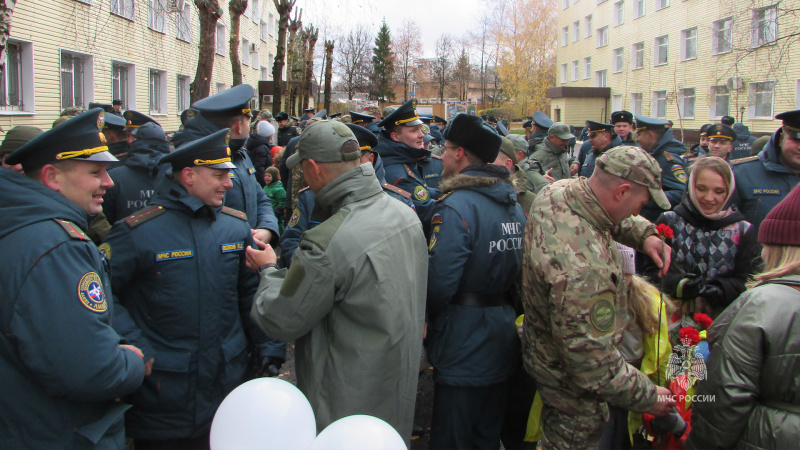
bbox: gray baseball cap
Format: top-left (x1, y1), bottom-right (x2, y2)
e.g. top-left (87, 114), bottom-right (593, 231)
top-left (548, 122), bottom-right (574, 140)
top-left (596, 145), bottom-right (670, 210)
top-left (286, 120), bottom-right (361, 169)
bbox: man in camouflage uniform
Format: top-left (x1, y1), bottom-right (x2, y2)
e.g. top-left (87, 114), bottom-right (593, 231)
top-left (493, 136), bottom-right (536, 215)
top-left (527, 122), bottom-right (574, 182)
top-left (522, 146), bottom-right (676, 449)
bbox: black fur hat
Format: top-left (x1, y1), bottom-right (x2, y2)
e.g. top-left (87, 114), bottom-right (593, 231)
top-left (443, 114), bottom-right (502, 163)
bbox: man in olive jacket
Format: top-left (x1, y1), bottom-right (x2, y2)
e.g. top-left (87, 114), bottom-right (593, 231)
top-left (246, 120), bottom-right (427, 444)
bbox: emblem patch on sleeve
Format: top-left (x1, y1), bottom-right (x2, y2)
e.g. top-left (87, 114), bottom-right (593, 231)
top-left (288, 208), bottom-right (301, 228)
top-left (589, 294), bottom-right (615, 332)
top-left (428, 225), bottom-right (440, 252)
top-left (78, 272), bottom-right (107, 313)
top-left (431, 213), bottom-right (443, 225)
top-left (671, 165), bottom-right (687, 183)
top-left (248, 167), bottom-right (256, 175)
top-left (414, 185), bottom-right (429, 202)
top-left (98, 243), bottom-right (112, 259)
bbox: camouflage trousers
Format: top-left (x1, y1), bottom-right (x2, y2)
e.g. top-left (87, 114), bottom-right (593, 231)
top-left (541, 403), bottom-right (606, 450)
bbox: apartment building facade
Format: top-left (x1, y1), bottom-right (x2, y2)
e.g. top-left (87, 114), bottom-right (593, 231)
top-left (0, 0), bottom-right (281, 133)
top-left (550, 0), bottom-right (800, 134)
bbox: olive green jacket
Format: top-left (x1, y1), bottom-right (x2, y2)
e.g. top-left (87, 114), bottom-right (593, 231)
top-left (528, 137), bottom-right (572, 182)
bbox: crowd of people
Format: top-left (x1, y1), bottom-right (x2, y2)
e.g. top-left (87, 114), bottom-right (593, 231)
top-left (1, 86), bottom-right (799, 450)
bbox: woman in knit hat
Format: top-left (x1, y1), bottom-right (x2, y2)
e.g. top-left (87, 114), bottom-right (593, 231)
top-left (685, 183), bottom-right (800, 450)
top-left (643, 156), bottom-right (761, 317)
top-left (245, 120), bottom-right (275, 187)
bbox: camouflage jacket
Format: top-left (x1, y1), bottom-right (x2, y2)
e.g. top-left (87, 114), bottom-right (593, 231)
top-left (522, 177), bottom-right (659, 418)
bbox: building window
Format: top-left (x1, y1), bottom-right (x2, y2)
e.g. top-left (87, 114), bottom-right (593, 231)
top-left (633, 0), bottom-right (645, 19)
top-left (613, 1), bottom-right (624, 26)
top-left (596, 26), bottom-right (608, 48)
top-left (562, 0), bottom-right (570, 9)
top-left (631, 93), bottom-right (642, 115)
top-left (177, 75), bottom-right (190, 112)
top-left (712, 17), bottom-right (733, 54)
top-left (612, 47), bottom-right (624, 73)
top-left (562, 26), bottom-right (569, 47)
top-left (216, 23), bottom-right (226, 55)
top-left (571, 60), bottom-right (579, 81)
top-left (176, 3), bottom-right (191, 42)
top-left (595, 70), bottom-right (607, 87)
top-left (752, 6), bottom-right (778, 48)
top-left (655, 0), bottom-right (669, 10)
top-left (242, 38), bottom-right (250, 66)
top-left (148, 0), bottom-right (166, 33)
top-left (654, 35), bottom-right (668, 66)
top-left (261, 20), bottom-right (269, 42)
top-left (110, 0), bottom-right (134, 20)
top-left (612, 94), bottom-right (623, 112)
top-left (573, 20), bottom-right (580, 42)
top-left (681, 27), bottom-right (697, 61)
top-left (149, 69), bottom-right (166, 114)
top-left (749, 81), bottom-right (775, 118)
top-left (111, 62), bottom-right (134, 109)
top-left (653, 90), bottom-right (667, 118)
top-left (0, 41), bottom-right (34, 112)
top-left (584, 15), bottom-right (592, 38)
top-left (583, 57), bottom-right (591, 79)
top-left (269, 13), bottom-right (275, 36)
top-left (632, 42), bottom-right (644, 70)
top-left (251, 47), bottom-right (258, 68)
top-left (251, 0), bottom-right (259, 23)
top-left (710, 85), bottom-right (730, 118)
top-left (261, 66), bottom-right (270, 81)
top-left (678, 88), bottom-right (695, 118)
top-left (61, 51), bottom-right (93, 109)
top-left (216, 82), bottom-right (226, 93)
top-left (561, 63), bottom-right (568, 83)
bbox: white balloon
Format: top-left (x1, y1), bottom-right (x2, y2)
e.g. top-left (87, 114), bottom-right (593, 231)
top-left (310, 415), bottom-right (407, 450)
top-left (210, 378), bottom-right (316, 450)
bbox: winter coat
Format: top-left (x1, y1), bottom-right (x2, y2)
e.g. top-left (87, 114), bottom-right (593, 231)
top-left (639, 129), bottom-right (688, 223)
top-left (529, 137), bottom-right (571, 181)
top-left (246, 132), bottom-right (272, 188)
top-left (731, 123), bottom-right (758, 160)
top-left (103, 138), bottom-right (170, 224)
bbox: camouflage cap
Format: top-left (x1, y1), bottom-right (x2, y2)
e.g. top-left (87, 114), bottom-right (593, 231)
top-left (286, 120), bottom-right (360, 169)
top-left (595, 145), bottom-right (670, 210)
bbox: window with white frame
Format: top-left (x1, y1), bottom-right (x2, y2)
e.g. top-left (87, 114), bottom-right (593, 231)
top-left (216, 23), bottom-right (226, 55)
top-left (216, 82), bottom-right (226, 93)
top-left (612, 47), bottom-right (624, 73)
top-left (681, 27), bottom-right (697, 61)
top-left (242, 38), bottom-right (250, 66)
top-left (111, 62), bottom-right (134, 109)
top-left (654, 35), bottom-right (668, 66)
top-left (712, 17), bottom-right (733, 54)
top-left (595, 69), bottom-right (607, 87)
top-left (583, 57), bottom-right (591, 79)
top-left (148, 0), bottom-right (166, 33)
top-left (571, 60), bottom-right (579, 81)
top-left (177, 3), bottom-right (191, 42)
top-left (0, 40), bottom-right (34, 113)
top-left (678, 88), bottom-right (695, 118)
top-left (111, 0), bottom-right (134, 20)
top-left (251, 48), bottom-right (258, 68)
top-left (261, 66), bottom-right (270, 81)
top-left (149, 69), bottom-right (166, 114)
top-left (633, 0), bottom-right (645, 19)
top-left (261, 20), bottom-right (269, 41)
top-left (653, 91), bottom-right (667, 118)
top-left (177, 75), bottom-right (190, 113)
top-left (584, 15), bottom-right (593, 38)
top-left (596, 26), bottom-right (608, 48)
top-left (631, 93), bottom-right (642, 115)
top-left (710, 85), bottom-right (730, 118)
top-left (752, 6), bottom-right (778, 48)
top-left (561, 63), bottom-right (568, 83)
top-left (612, 94), bottom-right (623, 112)
top-left (573, 21), bottom-right (580, 42)
top-left (269, 13), bottom-right (275, 36)
top-left (598, 0), bottom-right (607, 3)
top-left (749, 81), bottom-right (775, 118)
top-left (562, 26), bottom-right (569, 47)
top-left (243, 0), bottom-right (250, 18)
top-left (655, 0), bottom-right (669, 10)
top-left (562, 0), bottom-right (570, 9)
top-left (252, 0), bottom-right (260, 23)
top-left (60, 50), bottom-right (93, 109)
top-left (632, 42), bottom-right (644, 69)
top-left (613, 1), bottom-right (624, 26)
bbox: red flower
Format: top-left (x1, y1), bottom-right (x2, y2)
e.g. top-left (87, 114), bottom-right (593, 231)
top-left (656, 223), bottom-right (674, 239)
top-left (680, 327), bottom-right (701, 345)
top-left (694, 313), bottom-right (713, 330)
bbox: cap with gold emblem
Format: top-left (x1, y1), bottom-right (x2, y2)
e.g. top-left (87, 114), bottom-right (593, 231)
top-left (634, 115), bottom-right (670, 132)
top-left (532, 111), bottom-right (553, 129)
top-left (349, 111), bottom-right (374, 125)
top-left (706, 124), bottom-right (737, 141)
top-left (104, 112), bottom-right (128, 131)
top-left (161, 128), bottom-right (237, 170)
top-left (193, 84), bottom-right (255, 118)
top-left (775, 109), bottom-right (800, 140)
top-left (432, 115), bottom-right (447, 126)
top-left (378, 99), bottom-right (423, 128)
top-left (181, 108), bottom-right (199, 126)
top-left (123, 110), bottom-right (160, 129)
top-left (345, 123), bottom-right (378, 152)
top-left (6, 108), bottom-right (117, 169)
top-left (586, 120), bottom-right (615, 135)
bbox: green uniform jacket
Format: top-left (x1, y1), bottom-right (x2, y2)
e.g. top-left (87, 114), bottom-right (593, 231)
top-left (529, 138), bottom-right (571, 182)
top-left (522, 178), bottom-right (659, 419)
top-left (251, 163), bottom-right (427, 444)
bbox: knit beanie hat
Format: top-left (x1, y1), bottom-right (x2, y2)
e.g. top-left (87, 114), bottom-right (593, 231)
top-left (265, 166), bottom-right (280, 181)
top-left (257, 120), bottom-right (275, 138)
top-left (758, 184), bottom-right (800, 246)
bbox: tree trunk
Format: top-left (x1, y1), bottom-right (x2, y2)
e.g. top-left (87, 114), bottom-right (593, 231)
top-left (302, 26), bottom-right (317, 110)
top-left (323, 40), bottom-right (333, 111)
top-left (229, 0), bottom-right (247, 86)
top-left (191, 0), bottom-right (222, 104)
top-left (272, 0), bottom-right (296, 114)
top-left (286, 9), bottom-right (302, 112)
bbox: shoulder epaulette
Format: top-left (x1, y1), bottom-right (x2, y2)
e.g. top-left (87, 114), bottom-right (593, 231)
top-left (731, 155), bottom-right (760, 165)
top-left (221, 206), bottom-right (248, 221)
top-left (663, 151), bottom-right (675, 162)
top-left (124, 205), bottom-right (166, 228)
top-left (53, 219), bottom-right (90, 241)
top-left (297, 186), bottom-right (310, 194)
top-left (402, 164), bottom-right (419, 180)
top-left (436, 192), bottom-right (453, 203)
top-left (382, 183), bottom-right (412, 199)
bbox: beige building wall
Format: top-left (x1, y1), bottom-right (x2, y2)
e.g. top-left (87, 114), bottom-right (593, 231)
top-left (551, 97), bottom-right (608, 124)
top-left (556, 0), bottom-right (799, 134)
top-left (1, 0), bottom-right (280, 134)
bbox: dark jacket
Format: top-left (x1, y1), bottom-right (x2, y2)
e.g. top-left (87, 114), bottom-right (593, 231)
top-left (0, 170), bottom-right (144, 449)
top-left (580, 135), bottom-right (622, 178)
top-left (245, 132), bottom-right (272, 188)
top-left (103, 138), bottom-right (170, 224)
top-left (639, 129), bottom-right (688, 222)
top-left (277, 125), bottom-right (299, 147)
top-left (731, 123), bottom-right (758, 160)
top-left (426, 165), bottom-right (525, 386)
top-left (685, 275), bottom-right (800, 450)
top-left (733, 128), bottom-right (800, 228)
top-left (107, 141), bottom-right (130, 169)
top-left (103, 174), bottom-right (281, 440)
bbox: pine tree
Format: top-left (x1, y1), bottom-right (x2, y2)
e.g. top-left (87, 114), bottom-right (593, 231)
top-left (371, 20), bottom-right (395, 102)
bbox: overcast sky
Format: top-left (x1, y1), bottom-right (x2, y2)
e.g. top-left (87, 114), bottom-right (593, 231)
top-left (293, 0), bottom-right (484, 57)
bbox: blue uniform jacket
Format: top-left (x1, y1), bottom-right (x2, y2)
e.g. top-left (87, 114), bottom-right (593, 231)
top-left (376, 133), bottom-right (441, 235)
top-left (733, 128), bottom-right (800, 228)
top-left (580, 135), bottom-right (622, 178)
top-left (103, 174), bottom-right (283, 440)
top-left (640, 129), bottom-right (688, 222)
top-left (103, 138), bottom-right (170, 224)
top-left (0, 170), bottom-right (144, 449)
top-left (426, 166), bottom-right (525, 387)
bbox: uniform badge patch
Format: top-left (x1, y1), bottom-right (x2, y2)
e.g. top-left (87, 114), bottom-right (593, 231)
top-left (228, 172), bottom-right (236, 179)
top-left (753, 188), bottom-right (781, 196)
top-left (155, 249), bottom-right (194, 261)
top-left (672, 165), bottom-right (687, 183)
top-left (248, 167), bottom-right (256, 175)
top-left (590, 295), bottom-right (615, 332)
top-left (414, 185), bottom-right (429, 202)
top-left (78, 272), bottom-right (107, 313)
top-left (288, 208), bottom-right (301, 228)
top-left (429, 225), bottom-right (440, 252)
top-left (432, 213), bottom-right (443, 225)
top-left (98, 243), bottom-right (112, 259)
top-left (221, 241), bottom-right (244, 253)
